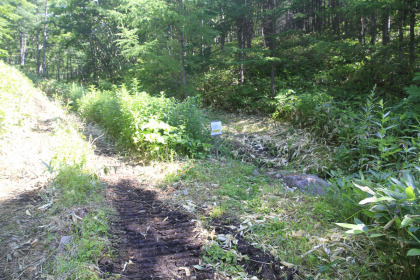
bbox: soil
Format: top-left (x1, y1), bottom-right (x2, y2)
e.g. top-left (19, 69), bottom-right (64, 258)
top-left (104, 177), bottom-right (212, 279)
top-left (85, 114), bottom-right (296, 279)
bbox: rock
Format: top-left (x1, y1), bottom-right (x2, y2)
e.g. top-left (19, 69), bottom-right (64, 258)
top-left (282, 174), bottom-right (329, 196)
top-left (265, 170), bottom-right (291, 178)
top-left (57, 235), bottom-right (72, 252)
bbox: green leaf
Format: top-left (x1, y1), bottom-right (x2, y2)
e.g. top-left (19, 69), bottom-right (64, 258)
top-left (405, 187), bottom-right (416, 200)
top-left (370, 205), bottom-right (387, 212)
top-left (359, 196), bottom-right (395, 205)
top-left (384, 217), bottom-right (395, 230)
top-left (409, 227), bottom-right (420, 233)
top-left (369, 233), bottom-right (385, 238)
top-left (354, 218), bottom-right (364, 225)
top-left (318, 259), bottom-right (341, 273)
top-left (336, 223), bottom-right (367, 234)
top-left (407, 249), bottom-right (420, 256)
top-left (353, 183), bottom-right (375, 195)
top-left (363, 210), bottom-right (376, 218)
top-left (401, 216), bottom-right (413, 228)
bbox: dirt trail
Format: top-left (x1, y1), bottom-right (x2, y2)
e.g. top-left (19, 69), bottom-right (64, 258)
top-left (84, 124), bottom-right (212, 279)
top-left (86, 121), bottom-right (291, 279)
top-left (1, 91), bottom-right (297, 279)
top-left (106, 177), bottom-right (211, 279)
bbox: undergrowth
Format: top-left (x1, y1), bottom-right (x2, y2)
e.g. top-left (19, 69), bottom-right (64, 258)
top-left (273, 81), bottom-right (420, 276)
top-left (78, 87), bottom-right (210, 159)
top-left (161, 159), bottom-right (386, 279)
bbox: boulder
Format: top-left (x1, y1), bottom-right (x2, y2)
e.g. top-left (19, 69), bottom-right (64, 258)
top-left (281, 174), bottom-right (329, 196)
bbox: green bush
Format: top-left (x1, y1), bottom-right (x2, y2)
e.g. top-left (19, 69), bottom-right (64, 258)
top-left (78, 86), bottom-right (211, 159)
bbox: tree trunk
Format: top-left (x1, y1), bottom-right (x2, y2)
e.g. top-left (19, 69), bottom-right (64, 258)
top-left (408, 0), bottom-right (415, 66)
top-left (180, 0), bottom-right (187, 98)
top-left (331, 0), bottom-right (340, 36)
top-left (90, 34), bottom-right (98, 84)
top-left (263, 0), bottom-right (277, 98)
top-left (41, 0), bottom-right (48, 77)
top-left (381, 9), bottom-right (390, 45)
top-left (19, 27), bottom-right (27, 68)
top-left (36, 30), bottom-right (41, 76)
top-left (237, 14), bottom-right (246, 83)
top-left (369, 13), bottom-right (377, 45)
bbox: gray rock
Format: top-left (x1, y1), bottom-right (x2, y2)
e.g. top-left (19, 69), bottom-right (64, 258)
top-left (57, 235), bottom-right (72, 252)
top-left (282, 174), bottom-right (329, 196)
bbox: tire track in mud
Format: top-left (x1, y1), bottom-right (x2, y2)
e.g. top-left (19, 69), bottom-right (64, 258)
top-left (106, 177), bottom-right (213, 279)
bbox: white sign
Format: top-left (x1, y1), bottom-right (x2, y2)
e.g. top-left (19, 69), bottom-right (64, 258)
top-left (210, 121), bottom-right (222, 136)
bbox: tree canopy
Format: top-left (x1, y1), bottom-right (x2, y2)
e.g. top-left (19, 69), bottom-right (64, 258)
top-left (0, 0), bottom-right (418, 101)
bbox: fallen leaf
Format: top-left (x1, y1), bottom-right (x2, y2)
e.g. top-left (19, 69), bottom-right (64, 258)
top-left (179, 267), bottom-right (190, 276)
top-left (210, 229), bottom-right (215, 241)
top-left (280, 261), bottom-right (296, 268)
top-left (193, 265), bottom-right (205, 270)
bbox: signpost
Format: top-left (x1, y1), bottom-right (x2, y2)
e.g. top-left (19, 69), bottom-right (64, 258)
top-left (210, 121), bottom-right (222, 160)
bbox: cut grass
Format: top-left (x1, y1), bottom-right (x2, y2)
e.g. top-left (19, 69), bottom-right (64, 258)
top-left (160, 158), bottom-right (387, 279)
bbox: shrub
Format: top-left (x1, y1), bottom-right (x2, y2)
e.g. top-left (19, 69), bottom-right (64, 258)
top-left (78, 86), bottom-right (211, 159)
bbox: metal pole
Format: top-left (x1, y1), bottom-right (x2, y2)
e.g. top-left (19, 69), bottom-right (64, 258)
top-left (214, 136), bottom-right (219, 160)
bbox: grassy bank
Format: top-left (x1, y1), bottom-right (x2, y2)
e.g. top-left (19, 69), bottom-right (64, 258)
top-left (0, 62), bottom-right (112, 279)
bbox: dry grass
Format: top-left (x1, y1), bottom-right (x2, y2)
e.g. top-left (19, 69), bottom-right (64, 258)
top-left (204, 110), bottom-right (335, 174)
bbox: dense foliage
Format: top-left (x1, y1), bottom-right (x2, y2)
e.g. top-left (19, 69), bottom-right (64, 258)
top-left (1, 0), bottom-right (417, 99)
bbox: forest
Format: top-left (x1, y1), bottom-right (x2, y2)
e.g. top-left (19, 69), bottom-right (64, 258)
top-left (1, 0), bottom-right (420, 279)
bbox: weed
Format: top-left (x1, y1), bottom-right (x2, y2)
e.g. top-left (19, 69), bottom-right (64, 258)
top-left (203, 244), bottom-right (246, 275)
top-left (55, 165), bottom-right (102, 206)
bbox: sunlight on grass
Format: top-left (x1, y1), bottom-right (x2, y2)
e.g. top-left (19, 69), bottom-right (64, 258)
top-left (160, 158), bottom-right (388, 279)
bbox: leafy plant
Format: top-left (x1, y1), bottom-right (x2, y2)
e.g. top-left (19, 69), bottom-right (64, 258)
top-left (0, 61), bottom-right (38, 133)
top-left (78, 85), bottom-right (210, 159)
top-left (55, 165), bottom-right (101, 206)
top-left (336, 168), bottom-right (420, 277)
top-left (203, 244), bottom-right (246, 275)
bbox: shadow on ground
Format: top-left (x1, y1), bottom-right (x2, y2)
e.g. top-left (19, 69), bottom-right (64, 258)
top-left (0, 189), bottom-right (50, 280)
top-left (106, 178), bottom-right (213, 279)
